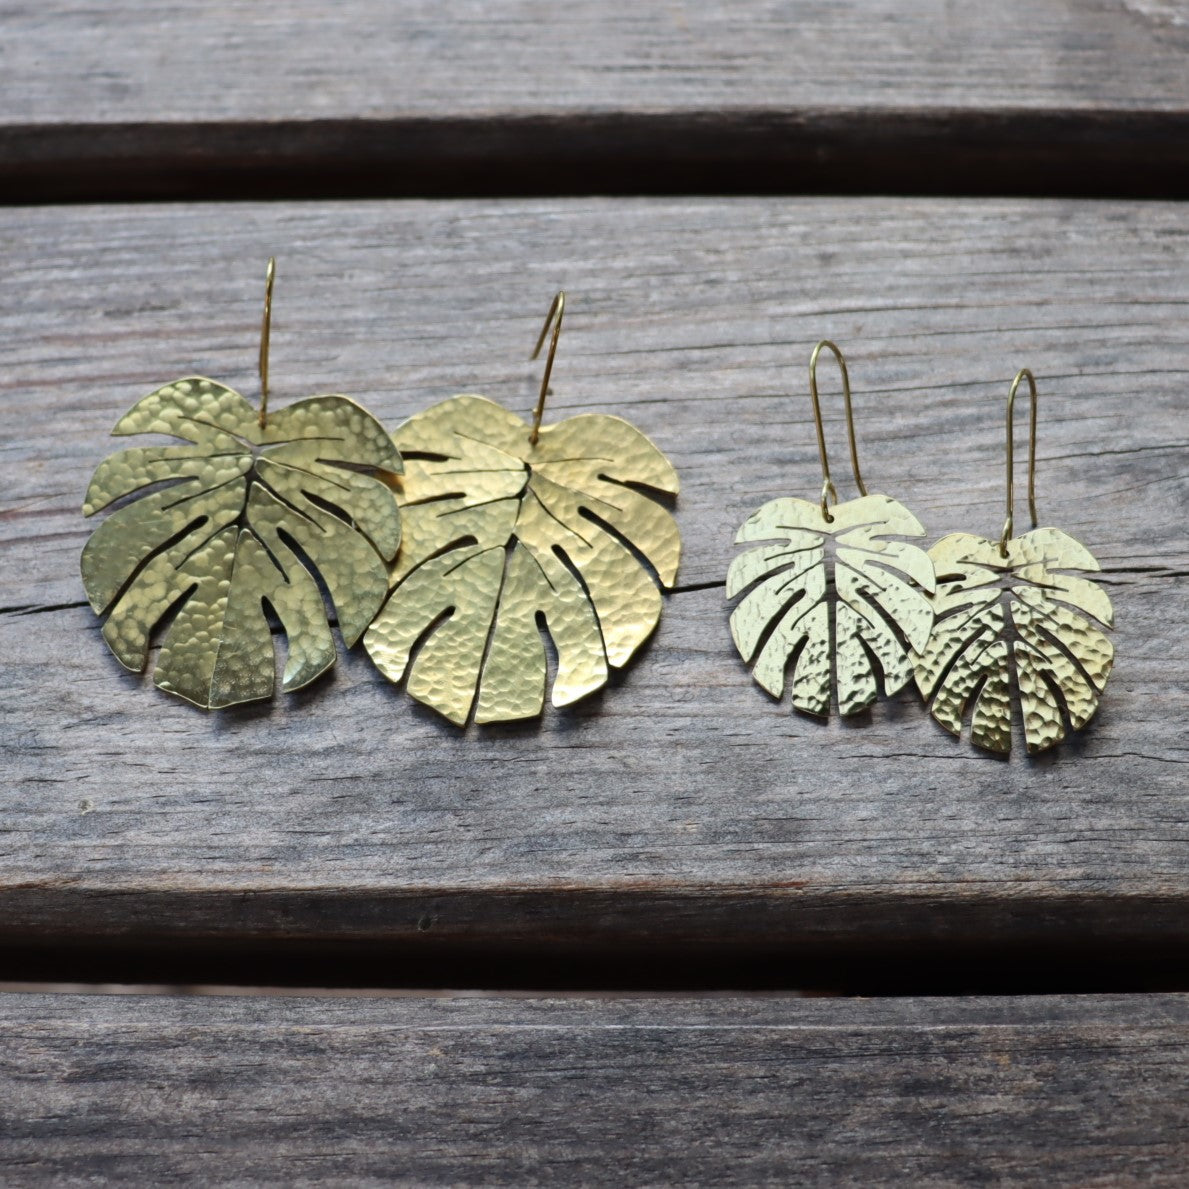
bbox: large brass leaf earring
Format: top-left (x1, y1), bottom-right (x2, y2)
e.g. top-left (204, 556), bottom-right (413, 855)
top-left (365, 292), bottom-right (681, 726)
top-left (727, 341), bottom-right (935, 717)
top-left (914, 369), bottom-right (1114, 754)
top-left (80, 259), bottom-right (403, 709)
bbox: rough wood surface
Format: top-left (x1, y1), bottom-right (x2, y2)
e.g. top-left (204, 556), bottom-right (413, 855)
top-left (1, 197), bottom-right (1187, 950)
top-left (0, 991), bottom-right (1186, 1185)
top-left (7, 0), bottom-right (1189, 120)
top-left (3, 1), bottom-right (1189, 199)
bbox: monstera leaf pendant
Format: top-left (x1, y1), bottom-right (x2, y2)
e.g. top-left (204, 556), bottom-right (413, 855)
top-left (914, 529), bottom-right (1114, 754)
top-left (364, 293), bottom-right (681, 725)
top-left (81, 377), bottom-right (402, 708)
top-left (365, 396), bottom-right (680, 725)
top-left (728, 494), bottom-right (935, 716)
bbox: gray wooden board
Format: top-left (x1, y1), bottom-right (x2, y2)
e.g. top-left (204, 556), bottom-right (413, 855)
top-left (0, 990), bottom-right (1186, 1185)
top-left (5, 0), bottom-right (1189, 122)
top-left (1, 197), bottom-right (1187, 947)
top-left (3, 2), bottom-right (1189, 202)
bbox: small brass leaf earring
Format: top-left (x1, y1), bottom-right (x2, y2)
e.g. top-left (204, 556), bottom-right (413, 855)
top-left (80, 259), bottom-right (403, 709)
top-left (727, 341), bottom-right (936, 717)
top-left (365, 292), bottom-right (681, 726)
top-left (913, 369), bottom-right (1114, 754)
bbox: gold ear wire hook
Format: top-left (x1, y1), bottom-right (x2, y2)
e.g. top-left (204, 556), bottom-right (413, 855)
top-left (808, 340), bottom-right (867, 522)
top-left (999, 367), bottom-right (1039, 557)
top-left (528, 290), bottom-right (565, 446)
top-left (258, 257), bottom-right (276, 431)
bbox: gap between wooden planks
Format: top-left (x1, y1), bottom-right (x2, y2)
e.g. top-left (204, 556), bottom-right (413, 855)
top-left (2, 0), bottom-right (1188, 199)
top-left (0, 197), bottom-right (1186, 956)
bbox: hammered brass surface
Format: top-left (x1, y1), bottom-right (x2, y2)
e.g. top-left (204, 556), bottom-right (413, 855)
top-left (363, 394), bottom-right (681, 725)
top-left (913, 526), bottom-right (1115, 754)
top-left (81, 377), bottom-right (402, 709)
top-left (727, 493), bottom-right (935, 717)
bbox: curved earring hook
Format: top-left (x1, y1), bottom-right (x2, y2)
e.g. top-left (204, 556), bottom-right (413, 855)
top-left (258, 256), bottom-right (276, 431)
top-left (529, 290), bottom-right (565, 445)
top-left (999, 367), bottom-right (1039, 557)
top-left (808, 340), bottom-right (867, 522)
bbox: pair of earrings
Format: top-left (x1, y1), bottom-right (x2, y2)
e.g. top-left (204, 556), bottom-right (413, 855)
top-left (80, 263), bottom-right (681, 725)
top-left (728, 343), bottom-right (1115, 754)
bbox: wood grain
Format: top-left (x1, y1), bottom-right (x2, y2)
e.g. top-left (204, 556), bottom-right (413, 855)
top-left (8, 0), bottom-right (1189, 120)
top-left (3, 1), bottom-right (1189, 200)
top-left (0, 991), bottom-right (1186, 1185)
top-left (1, 197), bottom-right (1187, 953)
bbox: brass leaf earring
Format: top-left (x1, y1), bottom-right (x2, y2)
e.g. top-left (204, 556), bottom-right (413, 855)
top-left (365, 292), bottom-right (681, 726)
top-left (80, 259), bottom-right (403, 709)
top-left (727, 341), bottom-right (935, 717)
top-left (913, 369), bottom-right (1114, 754)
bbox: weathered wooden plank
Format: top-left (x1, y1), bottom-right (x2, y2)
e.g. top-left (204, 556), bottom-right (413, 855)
top-left (3, 1), bottom-right (1189, 199)
top-left (9, 0), bottom-right (1189, 119)
top-left (1, 197), bottom-right (1187, 952)
top-left (0, 991), bottom-right (1186, 1185)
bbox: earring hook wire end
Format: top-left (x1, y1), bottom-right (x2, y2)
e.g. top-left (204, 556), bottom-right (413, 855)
top-left (258, 256), bottom-right (276, 431)
top-left (529, 290), bottom-right (565, 445)
top-left (999, 367), bottom-right (1039, 557)
top-left (808, 339), bottom-right (867, 521)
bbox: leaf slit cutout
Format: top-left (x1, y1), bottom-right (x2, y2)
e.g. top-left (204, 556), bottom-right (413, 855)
top-left (1022, 592), bottom-right (1113, 680)
top-left (272, 523), bottom-right (334, 614)
top-left (853, 631), bottom-right (891, 700)
top-left (100, 513), bottom-right (218, 617)
top-left (403, 491), bottom-right (468, 508)
top-left (747, 583), bottom-right (811, 663)
top-left (750, 606), bottom-right (814, 702)
top-left (535, 486), bottom-right (596, 548)
top-left (932, 624), bottom-right (1007, 740)
top-left (750, 584), bottom-right (822, 703)
top-left (593, 469), bottom-right (679, 503)
top-left (551, 542), bottom-right (604, 635)
top-left (1026, 609), bottom-right (1105, 699)
top-left (113, 573), bottom-right (201, 674)
top-left (576, 504), bottom-right (666, 589)
top-left (408, 534), bottom-right (484, 580)
top-left (837, 571), bottom-right (914, 696)
top-left (250, 471), bottom-right (322, 531)
top-left (927, 613), bottom-right (1001, 705)
top-left (1020, 635), bottom-right (1081, 737)
top-left (836, 557), bottom-right (913, 651)
top-left (104, 475), bottom-right (207, 514)
top-left (727, 543), bottom-right (822, 606)
top-left (153, 472), bottom-right (245, 515)
top-left (389, 604), bottom-right (458, 687)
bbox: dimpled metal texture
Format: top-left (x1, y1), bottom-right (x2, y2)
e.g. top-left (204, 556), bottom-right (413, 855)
top-left (913, 526), bottom-right (1114, 755)
top-left (81, 377), bottom-right (402, 709)
top-left (727, 493), bottom-right (935, 717)
top-left (363, 395), bottom-right (681, 725)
